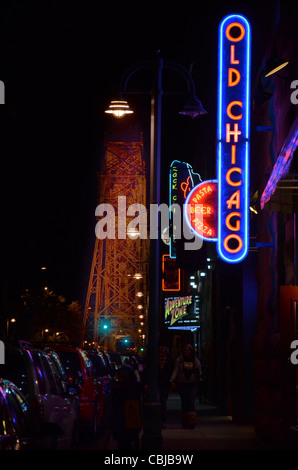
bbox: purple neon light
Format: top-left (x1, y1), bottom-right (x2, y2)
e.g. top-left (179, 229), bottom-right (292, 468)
top-left (260, 115), bottom-right (298, 209)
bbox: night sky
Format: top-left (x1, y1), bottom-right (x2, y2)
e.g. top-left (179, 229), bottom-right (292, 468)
top-left (1, 1), bottom-right (266, 309)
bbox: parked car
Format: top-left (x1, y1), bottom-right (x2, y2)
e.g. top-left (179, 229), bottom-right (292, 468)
top-left (50, 344), bottom-right (101, 441)
top-left (0, 379), bottom-right (61, 450)
top-left (44, 347), bottom-right (76, 394)
top-left (0, 346), bottom-right (80, 449)
top-left (107, 351), bottom-right (125, 373)
top-left (100, 350), bottom-right (116, 378)
top-left (86, 350), bottom-right (113, 428)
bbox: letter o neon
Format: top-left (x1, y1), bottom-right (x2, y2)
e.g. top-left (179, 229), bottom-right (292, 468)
top-left (223, 234), bottom-right (243, 253)
top-left (226, 22), bottom-right (245, 42)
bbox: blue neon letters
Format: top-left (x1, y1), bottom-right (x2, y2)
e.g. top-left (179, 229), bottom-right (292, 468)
top-left (217, 14), bottom-right (251, 263)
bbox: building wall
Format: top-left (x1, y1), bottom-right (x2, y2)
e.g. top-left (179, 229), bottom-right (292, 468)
top-left (252, 1), bottom-right (298, 448)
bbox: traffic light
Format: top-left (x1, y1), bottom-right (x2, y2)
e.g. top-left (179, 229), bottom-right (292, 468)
top-left (99, 317), bottom-right (111, 333)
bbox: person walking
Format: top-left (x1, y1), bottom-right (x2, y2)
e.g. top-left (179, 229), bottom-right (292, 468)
top-left (170, 344), bottom-right (202, 428)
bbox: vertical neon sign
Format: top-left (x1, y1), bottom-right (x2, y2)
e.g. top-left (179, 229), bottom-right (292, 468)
top-left (169, 160), bottom-right (201, 258)
top-left (217, 14), bottom-right (251, 263)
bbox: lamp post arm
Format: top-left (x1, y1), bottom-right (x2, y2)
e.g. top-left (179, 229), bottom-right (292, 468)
top-left (163, 60), bottom-right (196, 96)
top-left (119, 60), bottom-right (152, 95)
top-left (119, 57), bottom-right (197, 98)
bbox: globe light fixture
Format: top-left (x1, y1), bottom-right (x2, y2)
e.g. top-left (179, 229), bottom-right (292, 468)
top-left (179, 96), bottom-right (208, 118)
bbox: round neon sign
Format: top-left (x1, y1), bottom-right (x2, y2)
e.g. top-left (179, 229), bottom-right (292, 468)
top-left (184, 180), bottom-right (218, 242)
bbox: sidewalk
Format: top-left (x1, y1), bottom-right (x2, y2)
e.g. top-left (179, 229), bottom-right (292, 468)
top-left (105, 392), bottom-right (269, 451)
top-left (160, 393), bottom-right (267, 450)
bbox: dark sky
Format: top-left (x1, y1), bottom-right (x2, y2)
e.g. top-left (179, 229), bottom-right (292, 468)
top-left (1, 1), bottom-right (271, 309)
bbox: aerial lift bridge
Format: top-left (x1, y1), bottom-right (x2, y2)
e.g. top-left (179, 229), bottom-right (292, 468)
top-left (83, 136), bottom-right (149, 351)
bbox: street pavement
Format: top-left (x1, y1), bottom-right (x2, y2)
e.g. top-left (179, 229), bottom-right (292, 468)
top-left (160, 393), bottom-right (266, 451)
top-left (102, 392), bottom-right (269, 452)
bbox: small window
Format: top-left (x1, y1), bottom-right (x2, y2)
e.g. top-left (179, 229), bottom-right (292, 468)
top-left (56, 351), bottom-right (82, 381)
top-left (30, 351), bottom-right (47, 395)
top-left (46, 356), bottom-right (64, 396)
top-left (80, 350), bottom-right (93, 377)
top-left (40, 355), bottom-right (58, 396)
top-left (88, 353), bottom-right (108, 377)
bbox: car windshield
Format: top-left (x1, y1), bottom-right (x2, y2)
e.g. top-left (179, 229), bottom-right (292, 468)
top-left (56, 351), bottom-right (82, 379)
top-left (88, 353), bottom-right (107, 377)
top-left (108, 352), bottom-right (123, 366)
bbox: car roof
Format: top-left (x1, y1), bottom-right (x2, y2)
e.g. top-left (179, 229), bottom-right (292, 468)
top-left (43, 343), bottom-right (79, 352)
top-left (0, 379), bottom-right (28, 398)
top-left (0, 378), bottom-right (15, 388)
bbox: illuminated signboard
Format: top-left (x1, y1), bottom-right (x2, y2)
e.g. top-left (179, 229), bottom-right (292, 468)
top-left (164, 294), bottom-right (200, 330)
top-left (162, 254), bottom-right (181, 292)
top-left (169, 160), bottom-right (201, 258)
top-left (217, 14), bottom-right (251, 263)
top-left (184, 179), bottom-right (218, 242)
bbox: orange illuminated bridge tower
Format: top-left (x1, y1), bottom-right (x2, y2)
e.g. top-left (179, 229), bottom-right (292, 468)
top-left (83, 135), bottom-right (149, 351)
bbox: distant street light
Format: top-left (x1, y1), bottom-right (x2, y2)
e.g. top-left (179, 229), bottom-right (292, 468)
top-left (6, 318), bottom-right (16, 338)
top-left (41, 328), bottom-right (49, 341)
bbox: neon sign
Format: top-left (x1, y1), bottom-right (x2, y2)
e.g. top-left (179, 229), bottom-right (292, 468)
top-left (162, 254), bottom-right (181, 292)
top-left (184, 180), bottom-right (218, 242)
top-left (217, 14), bottom-right (251, 263)
top-left (169, 160), bottom-right (201, 258)
top-left (165, 296), bottom-right (192, 326)
top-left (164, 294), bottom-right (200, 330)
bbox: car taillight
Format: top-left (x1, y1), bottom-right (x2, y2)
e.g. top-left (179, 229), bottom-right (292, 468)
top-left (31, 398), bottom-right (45, 421)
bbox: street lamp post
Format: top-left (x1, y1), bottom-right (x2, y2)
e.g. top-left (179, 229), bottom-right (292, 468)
top-left (105, 52), bottom-right (206, 449)
top-left (6, 318), bottom-right (16, 338)
top-left (142, 53), bottom-right (163, 449)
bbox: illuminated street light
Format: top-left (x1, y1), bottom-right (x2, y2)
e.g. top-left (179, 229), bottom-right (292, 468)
top-left (41, 328), bottom-right (49, 341)
top-left (6, 318), bottom-right (16, 338)
top-left (127, 226), bottom-right (141, 239)
top-left (105, 99), bottom-right (134, 118)
top-left (133, 273), bottom-right (143, 279)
